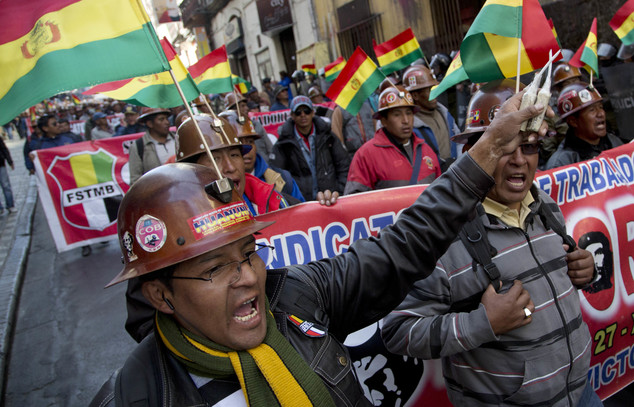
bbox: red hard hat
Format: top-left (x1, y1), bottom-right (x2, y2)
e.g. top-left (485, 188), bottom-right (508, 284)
top-left (403, 65), bottom-right (438, 92)
top-left (373, 85), bottom-right (420, 119)
top-left (557, 82), bottom-right (603, 120)
top-left (176, 114), bottom-right (250, 163)
top-left (452, 79), bottom-right (522, 144)
top-left (107, 163), bottom-right (274, 287)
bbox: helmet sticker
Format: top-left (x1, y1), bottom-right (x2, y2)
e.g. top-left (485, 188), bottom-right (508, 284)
top-left (562, 99), bottom-right (573, 113)
top-left (188, 202), bottom-right (253, 241)
top-left (408, 76), bottom-right (417, 87)
top-left (136, 215), bottom-right (167, 253)
top-left (122, 231), bottom-right (138, 262)
top-left (488, 104), bottom-right (501, 121)
top-left (579, 89), bottom-right (592, 103)
top-left (405, 93), bottom-right (414, 103)
top-left (386, 92), bottom-right (397, 104)
top-left (467, 109), bottom-right (480, 125)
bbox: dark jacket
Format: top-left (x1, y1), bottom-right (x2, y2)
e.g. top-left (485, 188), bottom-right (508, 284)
top-left (545, 130), bottom-right (623, 170)
top-left (272, 117), bottom-right (350, 200)
top-left (0, 138), bottom-right (13, 167)
top-left (91, 153), bottom-right (496, 407)
top-left (24, 134), bottom-right (77, 171)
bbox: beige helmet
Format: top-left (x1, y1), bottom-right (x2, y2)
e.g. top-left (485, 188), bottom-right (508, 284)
top-left (138, 107), bottom-right (171, 123)
top-left (107, 163), bottom-right (274, 287)
top-left (557, 82), bottom-right (603, 120)
top-left (552, 63), bottom-right (582, 87)
top-left (224, 92), bottom-right (246, 109)
top-left (403, 65), bottom-right (438, 92)
top-left (373, 85), bottom-right (420, 119)
top-left (452, 79), bottom-right (521, 144)
top-left (176, 114), bottom-right (250, 163)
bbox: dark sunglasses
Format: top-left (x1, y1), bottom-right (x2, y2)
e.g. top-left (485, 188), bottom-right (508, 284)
top-left (294, 107), bottom-right (312, 116)
top-left (519, 143), bottom-right (540, 155)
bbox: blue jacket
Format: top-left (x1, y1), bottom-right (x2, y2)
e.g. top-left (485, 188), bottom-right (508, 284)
top-left (24, 134), bottom-right (77, 171)
top-left (253, 153), bottom-right (305, 202)
top-left (412, 103), bottom-right (460, 168)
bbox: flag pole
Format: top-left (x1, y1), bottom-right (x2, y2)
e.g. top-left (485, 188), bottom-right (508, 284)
top-left (590, 70), bottom-right (593, 88)
top-left (168, 69), bottom-right (223, 178)
top-left (198, 92), bottom-right (233, 145)
top-left (516, 38), bottom-right (522, 93)
top-left (232, 87), bottom-right (244, 123)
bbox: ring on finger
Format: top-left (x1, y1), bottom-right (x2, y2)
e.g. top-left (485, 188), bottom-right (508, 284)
top-left (524, 307), bottom-right (532, 318)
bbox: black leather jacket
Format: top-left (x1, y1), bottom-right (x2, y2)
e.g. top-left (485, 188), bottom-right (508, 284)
top-left (91, 153), bottom-right (495, 406)
top-left (272, 116), bottom-right (350, 200)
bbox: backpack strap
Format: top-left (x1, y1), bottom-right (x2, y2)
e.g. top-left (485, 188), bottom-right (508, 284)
top-left (135, 137), bottom-right (145, 158)
top-left (458, 205), bottom-right (502, 292)
top-left (537, 201), bottom-right (577, 252)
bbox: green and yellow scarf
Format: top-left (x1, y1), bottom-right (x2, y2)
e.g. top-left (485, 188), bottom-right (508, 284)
top-left (155, 301), bottom-right (335, 407)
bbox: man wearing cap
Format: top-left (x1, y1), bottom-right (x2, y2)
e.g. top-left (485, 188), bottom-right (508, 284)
top-left (272, 96), bottom-right (349, 203)
top-left (25, 115), bottom-right (78, 175)
top-left (261, 77), bottom-right (276, 103)
top-left (270, 86), bottom-right (290, 111)
top-left (115, 107), bottom-right (144, 136)
top-left (128, 107), bottom-right (174, 184)
top-left (91, 90), bottom-right (556, 407)
top-left (247, 86), bottom-right (271, 111)
top-left (90, 112), bottom-right (114, 140)
top-left (344, 86), bottom-right (441, 195)
top-left (404, 65), bottom-right (460, 171)
top-left (382, 80), bottom-right (600, 407)
top-left (545, 82), bottom-right (623, 170)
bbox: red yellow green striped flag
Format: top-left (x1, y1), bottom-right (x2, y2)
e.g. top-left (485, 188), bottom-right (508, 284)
top-left (324, 57), bottom-right (346, 82)
top-left (548, 18), bottom-right (562, 49)
top-left (373, 28), bottom-right (424, 75)
top-left (188, 45), bottom-right (233, 94)
top-left (429, 52), bottom-right (469, 100)
top-left (610, 0), bottom-right (634, 46)
top-left (569, 18), bottom-right (599, 76)
top-left (71, 94), bottom-right (81, 105)
top-left (325, 47), bottom-right (386, 115)
top-left (460, 0), bottom-right (561, 82)
top-left (0, 0), bottom-right (170, 125)
top-left (302, 64), bottom-right (317, 75)
top-left (231, 75), bottom-right (251, 94)
top-left (83, 38), bottom-right (199, 107)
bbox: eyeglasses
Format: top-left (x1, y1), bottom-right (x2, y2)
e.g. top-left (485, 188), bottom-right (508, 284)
top-left (171, 244), bottom-right (273, 286)
top-left (294, 107), bottom-right (313, 116)
top-left (519, 143), bottom-right (540, 155)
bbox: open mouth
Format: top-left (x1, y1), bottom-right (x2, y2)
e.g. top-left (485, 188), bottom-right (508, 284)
top-left (506, 173), bottom-right (526, 189)
top-left (234, 297), bottom-right (258, 322)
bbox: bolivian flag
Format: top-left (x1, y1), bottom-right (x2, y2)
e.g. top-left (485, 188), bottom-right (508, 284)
top-left (232, 75), bottom-right (251, 94)
top-left (324, 57), bottom-right (346, 82)
top-left (71, 94), bottom-right (81, 105)
top-left (460, 0), bottom-right (560, 83)
top-left (189, 45), bottom-right (233, 94)
top-left (325, 47), bottom-right (385, 116)
top-left (610, 0), bottom-right (634, 46)
top-left (373, 28), bottom-right (424, 75)
top-left (83, 38), bottom-right (199, 107)
top-left (0, 0), bottom-right (170, 126)
top-left (569, 18), bottom-right (599, 77)
top-left (548, 18), bottom-right (562, 49)
top-left (429, 52), bottom-right (469, 100)
top-left (302, 64), bottom-right (317, 75)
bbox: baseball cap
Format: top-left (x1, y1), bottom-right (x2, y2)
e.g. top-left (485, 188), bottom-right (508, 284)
top-left (123, 106), bottom-right (137, 115)
top-left (92, 112), bottom-right (107, 121)
top-left (290, 96), bottom-right (313, 113)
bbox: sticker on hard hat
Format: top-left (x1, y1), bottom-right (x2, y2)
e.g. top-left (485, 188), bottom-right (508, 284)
top-left (579, 89), bottom-right (592, 103)
top-left (136, 215), bottom-right (167, 253)
top-left (467, 109), bottom-right (480, 125)
top-left (488, 105), bottom-right (501, 121)
top-left (122, 231), bottom-right (138, 262)
top-left (404, 93), bottom-right (414, 103)
top-left (188, 202), bottom-right (253, 240)
top-left (385, 92), bottom-right (397, 104)
top-left (408, 76), bottom-right (417, 87)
